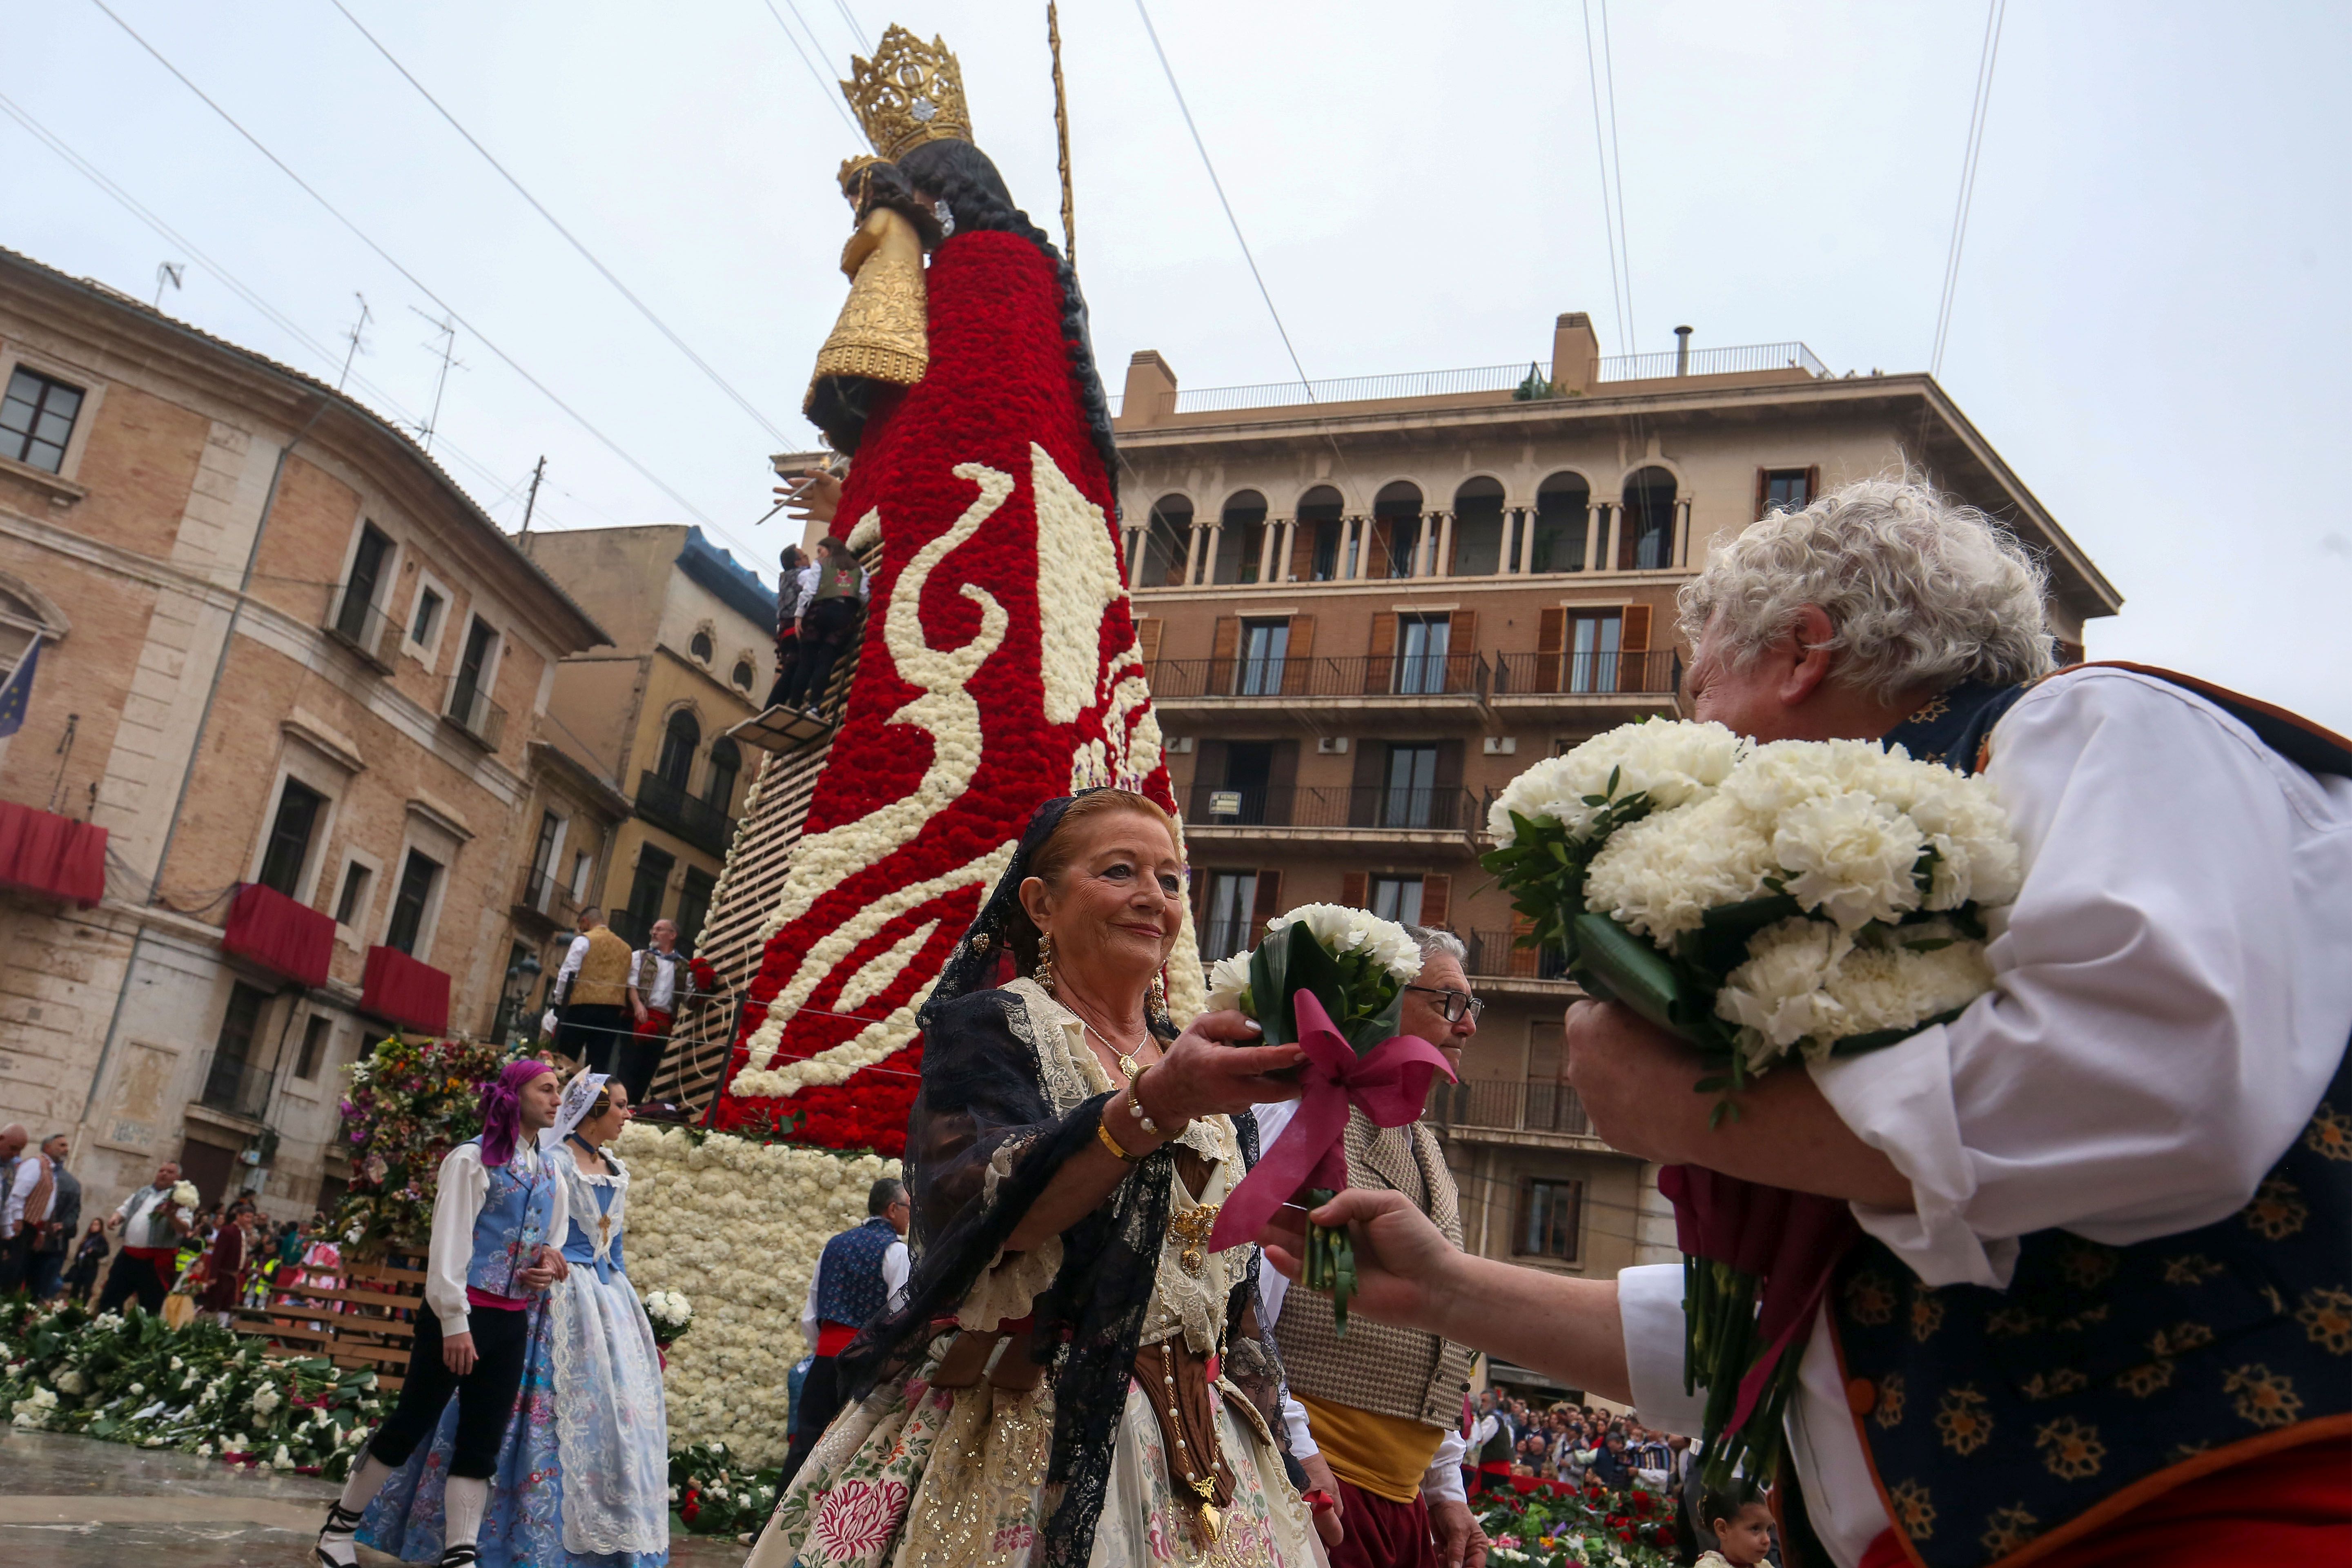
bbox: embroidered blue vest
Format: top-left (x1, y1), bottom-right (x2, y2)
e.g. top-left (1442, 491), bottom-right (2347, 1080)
top-left (462, 1139), bottom-right (557, 1299)
top-left (814, 1215), bottom-right (898, 1330)
top-left (1836, 668), bottom-right (2352, 1567)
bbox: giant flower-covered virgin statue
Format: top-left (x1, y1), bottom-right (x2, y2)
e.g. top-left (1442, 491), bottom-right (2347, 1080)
top-left (713, 27), bottom-right (1203, 1149)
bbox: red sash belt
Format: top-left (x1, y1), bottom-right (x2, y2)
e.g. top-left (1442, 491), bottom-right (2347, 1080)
top-left (816, 1320), bottom-right (860, 1357)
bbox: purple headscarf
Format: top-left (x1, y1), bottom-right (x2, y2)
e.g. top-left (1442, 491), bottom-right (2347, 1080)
top-left (479, 1058), bottom-right (552, 1168)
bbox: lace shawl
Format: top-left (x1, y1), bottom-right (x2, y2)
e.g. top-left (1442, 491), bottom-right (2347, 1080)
top-left (835, 979), bottom-right (1293, 1568)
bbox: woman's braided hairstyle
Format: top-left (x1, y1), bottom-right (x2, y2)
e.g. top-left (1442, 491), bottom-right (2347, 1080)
top-left (820, 140), bottom-right (1121, 518)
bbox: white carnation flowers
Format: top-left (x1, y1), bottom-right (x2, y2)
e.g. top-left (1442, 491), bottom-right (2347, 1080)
top-left (1487, 718), bottom-right (2020, 1074)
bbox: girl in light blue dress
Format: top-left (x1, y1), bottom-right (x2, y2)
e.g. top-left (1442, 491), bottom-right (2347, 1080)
top-left (363, 1071), bottom-right (670, 1568)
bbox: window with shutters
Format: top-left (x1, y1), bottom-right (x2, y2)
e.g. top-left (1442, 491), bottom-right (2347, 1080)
top-left (333, 861), bottom-right (372, 927)
top-left (449, 616), bottom-right (499, 733)
top-left (703, 737), bottom-right (742, 811)
top-left (1237, 618), bottom-right (1289, 696)
top-left (1514, 1177), bottom-right (1584, 1261)
top-left (384, 848), bottom-right (441, 956)
top-left (677, 866), bottom-right (717, 954)
top-left (1532, 473), bottom-right (1590, 573)
top-left (1383, 743), bottom-right (1440, 828)
top-left (334, 523), bottom-right (395, 644)
top-left (294, 1014), bottom-right (334, 1080)
top-left (656, 709), bottom-right (700, 790)
top-left (1760, 468), bottom-right (1815, 517)
top-left (1566, 611), bottom-right (1621, 693)
top-left (1369, 874), bottom-right (1423, 925)
top-left (1619, 468), bottom-right (1678, 570)
top-left (256, 779), bottom-right (326, 899)
top-left (0, 367), bottom-right (84, 474)
top-left (1395, 614), bottom-right (1450, 694)
top-left (410, 587), bottom-right (444, 647)
top-left (617, 844), bottom-right (675, 949)
top-left (1220, 492), bottom-right (1267, 584)
top-left (1201, 870), bottom-right (1259, 959)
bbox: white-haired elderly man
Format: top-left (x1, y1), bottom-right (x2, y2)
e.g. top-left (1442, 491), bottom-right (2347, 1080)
top-left (1256, 925), bottom-right (1490, 1568)
top-left (1258, 479), bottom-right (2352, 1568)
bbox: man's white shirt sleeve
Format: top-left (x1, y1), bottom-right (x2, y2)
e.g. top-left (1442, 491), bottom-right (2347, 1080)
top-left (882, 1238), bottom-right (911, 1312)
top-left (425, 1144), bottom-right (490, 1332)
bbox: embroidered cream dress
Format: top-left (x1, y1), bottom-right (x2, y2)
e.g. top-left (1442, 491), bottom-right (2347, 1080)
top-left (747, 980), bottom-right (1313, 1568)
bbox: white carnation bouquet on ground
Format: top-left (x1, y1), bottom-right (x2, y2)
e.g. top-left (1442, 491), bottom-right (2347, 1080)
top-left (641, 1287), bottom-right (694, 1348)
top-left (1203, 904), bottom-right (1454, 1333)
top-left (1485, 718), bottom-right (2020, 1106)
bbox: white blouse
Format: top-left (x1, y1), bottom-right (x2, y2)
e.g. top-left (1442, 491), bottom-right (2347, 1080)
top-left (1621, 667), bottom-right (2352, 1566)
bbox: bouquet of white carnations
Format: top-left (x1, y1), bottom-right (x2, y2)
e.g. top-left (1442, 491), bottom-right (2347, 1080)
top-left (1204, 904), bottom-right (1455, 1334)
top-left (1484, 718), bottom-right (2019, 1105)
top-left (170, 1180), bottom-right (200, 1209)
top-left (641, 1288), bottom-right (694, 1348)
top-left (1483, 717), bottom-right (2022, 1485)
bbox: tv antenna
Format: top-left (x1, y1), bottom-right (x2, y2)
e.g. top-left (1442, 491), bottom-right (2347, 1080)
top-left (153, 262), bottom-right (184, 309)
top-left (337, 293), bottom-right (374, 391)
top-left (410, 307), bottom-right (466, 452)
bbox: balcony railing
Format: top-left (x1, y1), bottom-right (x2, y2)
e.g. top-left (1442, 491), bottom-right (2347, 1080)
top-left (1595, 341), bottom-right (1827, 383)
top-left (512, 866), bottom-right (579, 930)
top-left (323, 593), bottom-right (403, 671)
top-left (443, 676), bottom-right (507, 750)
top-left (1428, 1077), bottom-right (1593, 1140)
top-left (1150, 653), bottom-right (1488, 702)
top-left (200, 1053), bottom-right (273, 1121)
top-left (1489, 649), bottom-right (1680, 699)
top-left (1466, 929), bottom-right (1573, 983)
top-left (1185, 782), bottom-right (1480, 834)
top-left (636, 769), bottom-right (737, 858)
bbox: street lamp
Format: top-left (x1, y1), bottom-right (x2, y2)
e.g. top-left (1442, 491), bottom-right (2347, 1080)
top-left (495, 952), bottom-right (543, 1046)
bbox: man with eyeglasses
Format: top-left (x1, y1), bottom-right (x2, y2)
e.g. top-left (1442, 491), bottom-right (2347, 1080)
top-left (1255, 926), bottom-right (1490, 1568)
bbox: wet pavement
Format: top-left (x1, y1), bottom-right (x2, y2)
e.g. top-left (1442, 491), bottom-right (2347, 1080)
top-left (0, 1428), bottom-right (747, 1567)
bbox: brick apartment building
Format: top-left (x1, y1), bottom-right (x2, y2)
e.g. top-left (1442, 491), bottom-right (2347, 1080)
top-left (0, 247), bottom-right (608, 1224)
top-left (1112, 311), bottom-right (2119, 1336)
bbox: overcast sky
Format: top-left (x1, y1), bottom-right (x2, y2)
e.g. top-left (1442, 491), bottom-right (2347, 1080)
top-left (11, 1), bottom-right (2349, 727)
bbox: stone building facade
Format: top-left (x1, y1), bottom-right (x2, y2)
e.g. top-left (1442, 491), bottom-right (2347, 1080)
top-left (1111, 311), bottom-right (2120, 1351)
top-left (0, 247), bottom-right (607, 1225)
top-left (526, 525), bottom-right (775, 965)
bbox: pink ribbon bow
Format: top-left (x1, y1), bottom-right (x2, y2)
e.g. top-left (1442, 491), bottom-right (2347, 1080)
top-left (1208, 990), bottom-right (1457, 1252)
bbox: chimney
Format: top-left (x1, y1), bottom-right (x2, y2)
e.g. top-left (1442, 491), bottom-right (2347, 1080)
top-left (1674, 325), bottom-right (1693, 376)
top-left (1550, 312), bottom-right (1599, 395)
top-left (1122, 350), bottom-right (1178, 427)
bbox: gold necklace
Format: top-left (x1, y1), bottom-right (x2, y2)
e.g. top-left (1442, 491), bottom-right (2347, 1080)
top-left (1077, 1015), bottom-right (1151, 1080)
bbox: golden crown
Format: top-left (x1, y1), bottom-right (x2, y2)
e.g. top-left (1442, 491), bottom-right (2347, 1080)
top-left (841, 26), bottom-right (974, 162)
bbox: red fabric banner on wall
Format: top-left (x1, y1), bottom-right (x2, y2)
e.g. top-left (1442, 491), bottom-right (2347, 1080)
top-left (360, 945), bottom-right (452, 1036)
top-left (221, 882), bottom-right (334, 988)
top-left (0, 799), bottom-right (106, 907)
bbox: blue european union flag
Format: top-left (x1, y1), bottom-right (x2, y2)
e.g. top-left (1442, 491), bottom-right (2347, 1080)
top-left (0, 638), bottom-right (40, 739)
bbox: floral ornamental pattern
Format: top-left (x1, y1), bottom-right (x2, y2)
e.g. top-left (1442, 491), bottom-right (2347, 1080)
top-left (2146, 1321), bottom-right (2214, 1359)
top-left (811, 1476), bottom-right (913, 1563)
top-left (2017, 1368), bottom-right (2089, 1401)
top-left (2031, 1416), bottom-right (2106, 1481)
top-left (2304, 1104), bottom-right (2352, 1161)
top-left (1978, 1504), bottom-right (2041, 1556)
top-left (1886, 1479), bottom-right (1936, 1540)
top-left (2295, 1285), bottom-right (2352, 1354)
top-left (1873, 1372), bottom-right (1906, 1430)
top-left (1983, 1305), bottom-right (2040, 1339)
top-left (1909, 1289), bottom-right (1946, 1344)
top-left (2244, 1174), bottom-right (2310, 1240)
top-left (2112, 1356), bottom-right (2176, 1399)
top-left (2222, 1363), bottom-right (2303, 1429)
top-left (1934, 1386), bottom-right (1995, 1456)
top-left (2054, 1240), bottom-right (2119, 1292)
top-left (2160, 1254), bottom-right (2226, 1287)
top-left (1844, 1271), bottom-right (1898, 1327)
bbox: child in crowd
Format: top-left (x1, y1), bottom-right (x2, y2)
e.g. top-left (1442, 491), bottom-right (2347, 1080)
top-left (316, 1060), bottom-right (568, 1568)
top-left (1695, 1481), bottom-right (1776, 1568)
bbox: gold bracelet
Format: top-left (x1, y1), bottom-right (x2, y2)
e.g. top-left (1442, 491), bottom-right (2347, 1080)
top-left (1096, 1116), bottom-right (1140, 1164)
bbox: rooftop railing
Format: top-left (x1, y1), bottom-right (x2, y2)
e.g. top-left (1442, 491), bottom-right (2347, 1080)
top-left (1594, 341), bottom-right (1828, 383)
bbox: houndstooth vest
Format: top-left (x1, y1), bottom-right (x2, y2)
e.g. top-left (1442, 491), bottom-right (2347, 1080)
top-left (1274, 1110), bottom-right (1477, 1429)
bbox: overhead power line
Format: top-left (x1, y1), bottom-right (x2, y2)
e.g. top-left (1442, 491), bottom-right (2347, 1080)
top-left (1580, 0), bottom-right (1631, 357)
top-left (1597, 0), bottom-right (1636, 355)
top-left (328, 0), bottom-right (793, 446)
top-left (829, 0), bottom-right (873, 55)
top-left (761, 0), bottom-right (869, 144)
top-left (86, 0), bottom-right (719, 527)
top-left (1932, 0), bottom-right (2007, 379)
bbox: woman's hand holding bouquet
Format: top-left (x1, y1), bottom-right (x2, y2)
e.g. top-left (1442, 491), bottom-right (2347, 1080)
top-left (1203, 905), bottom-right (1457, 1334)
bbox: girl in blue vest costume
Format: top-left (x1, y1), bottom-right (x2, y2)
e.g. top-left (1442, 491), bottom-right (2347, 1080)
top-left (349, 1069), bottom-right (672, 1568)
top-left (316, 1060), bottom-right (569, 1568)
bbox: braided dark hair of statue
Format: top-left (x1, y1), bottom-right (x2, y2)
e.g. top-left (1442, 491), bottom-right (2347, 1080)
top-left (895, 140), bottom-right (1123, 519)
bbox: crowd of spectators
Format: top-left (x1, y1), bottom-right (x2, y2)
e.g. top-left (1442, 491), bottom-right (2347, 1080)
top-left (1469, 1387), bottom-right (1697, 1494)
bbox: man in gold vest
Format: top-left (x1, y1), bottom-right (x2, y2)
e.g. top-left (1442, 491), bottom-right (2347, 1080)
top-left (1257, 927), bottom-right (1490, 1568)
top-left (550, 906), bottom-right (633, 1072)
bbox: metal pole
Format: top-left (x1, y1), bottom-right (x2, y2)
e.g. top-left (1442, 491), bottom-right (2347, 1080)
top-left (519, 455), bottom-right (546, 541)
